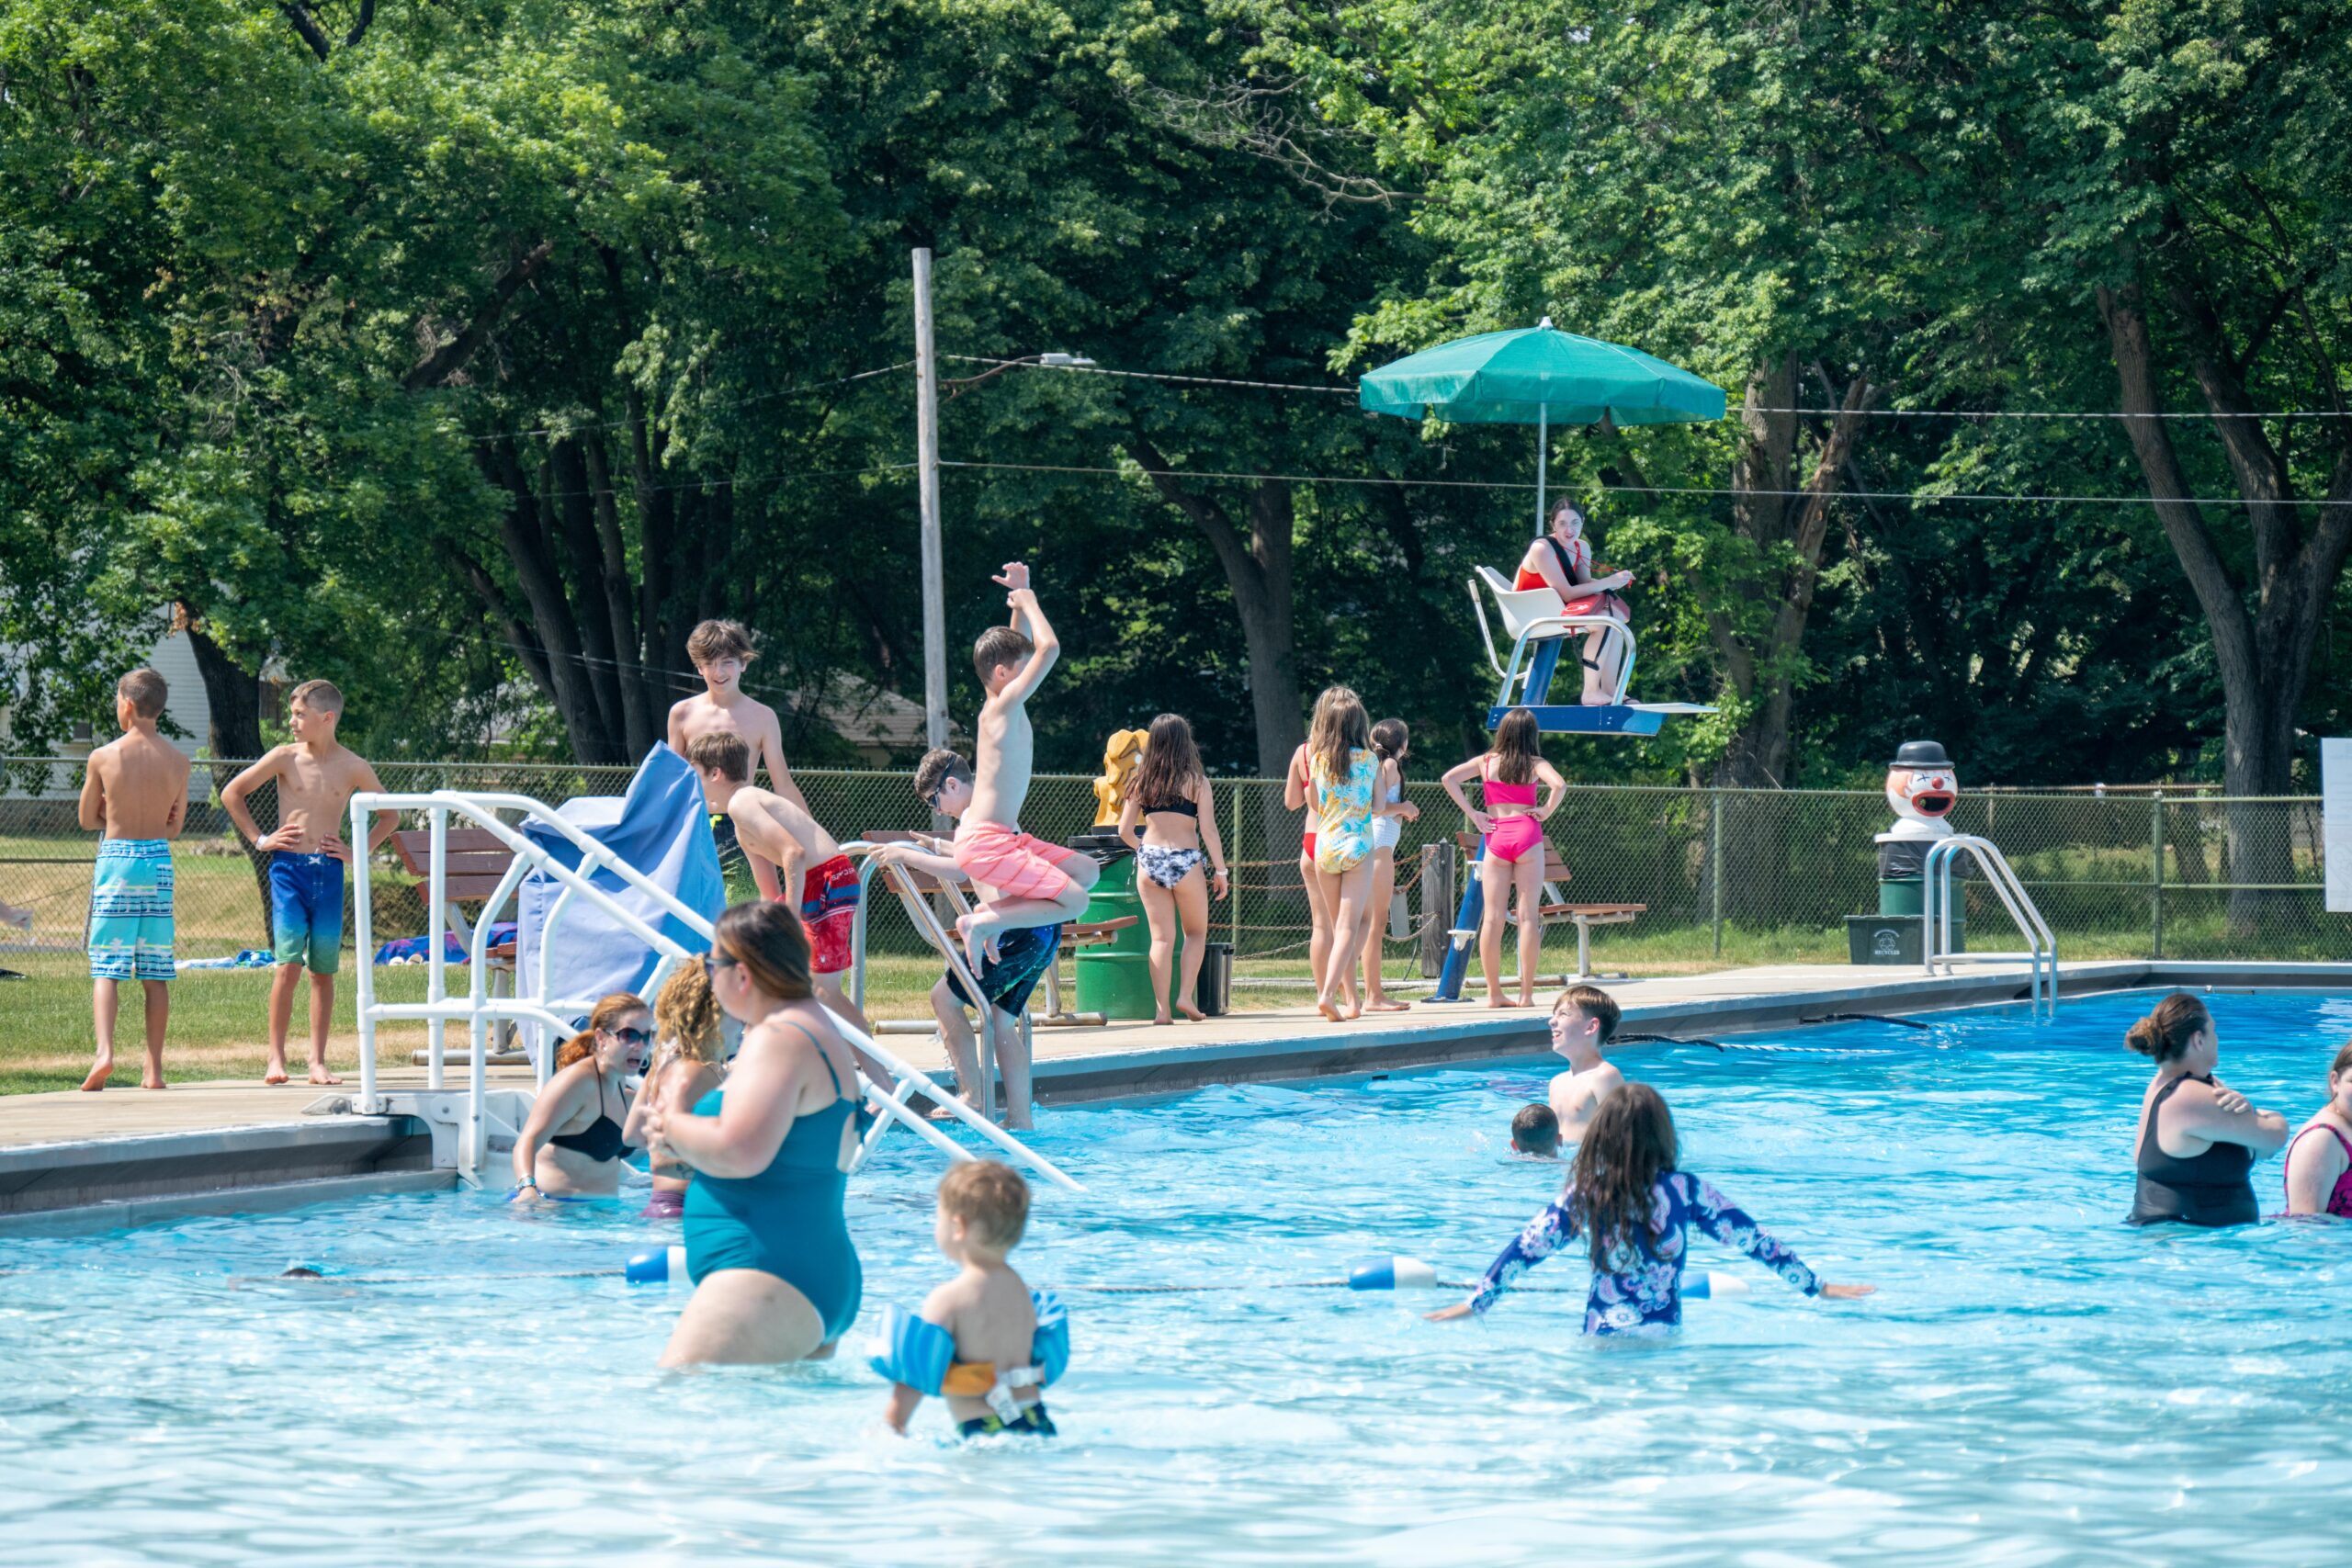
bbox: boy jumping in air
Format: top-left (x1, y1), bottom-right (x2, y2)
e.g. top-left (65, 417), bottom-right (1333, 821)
top-left (684, 730), bottom-right (866, 1032)
top-left (79, 668), bottom-right (191, 1091)
top-left (221, 681), bottom-right (395, 1086)
top-left (667, 619), bottom-right (806, 902)
top-left (947, 562), bottom-right (1096, 970)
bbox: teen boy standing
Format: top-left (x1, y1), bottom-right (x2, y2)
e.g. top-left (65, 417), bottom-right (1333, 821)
top-left (221, 681), bottom-right (395, 1086)
top-left (79, 669), bottom-right (191, 1091)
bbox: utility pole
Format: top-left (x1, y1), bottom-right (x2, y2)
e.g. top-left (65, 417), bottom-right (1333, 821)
top-left (913, 247), bottom-right (947, 751)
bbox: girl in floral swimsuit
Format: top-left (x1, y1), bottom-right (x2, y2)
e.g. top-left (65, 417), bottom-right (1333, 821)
top-left (1428, 1084), bottom-right (1873, 1336)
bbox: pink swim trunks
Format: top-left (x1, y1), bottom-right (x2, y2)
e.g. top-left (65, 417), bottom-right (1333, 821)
top-left (953, 821), bottom-right (1084, 902)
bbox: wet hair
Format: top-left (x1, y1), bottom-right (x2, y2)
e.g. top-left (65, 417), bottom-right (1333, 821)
top-left (1511, 1102), bottom-right (1560, 1157)
top-left (973, 625), bottom-right (1035, 684)
top-left (1554, 984), bottom-right (1621, 1044)
top-left (685, 730), bottom-right (752, 784)
top-left (288, 679), bottom-right (344, 716)
top-left (556, 992), bottom-right (649, 1069)
top-left (1129, 714), bottom-right (1204, 812)
top-left (1370, 718), bottom-right (1409, 765)
top-left (687, 620), bottom-right (754, 666)
top-left (914, 748), bottom-right (972, 803)
top-left (117, 668), bottom-right (168, 720)
top-left (713, 898), bottom-right (812, 1002)
top-left (938, 1158), bottom-right (1030, 1252)
top-left (655, 955), bottom-right (725, 1065)
top-left (2125, 993), bottom-right (2211, 1063)
top-left (1306, 685), bottom-right (1371, 787)
top-left (1569, 1083), bottom-right (1679, 1273)
top-left (1489, 707), bottom-right (1541, 786)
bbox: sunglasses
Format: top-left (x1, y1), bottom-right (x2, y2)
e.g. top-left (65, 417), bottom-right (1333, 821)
top-left (609, 1025), bottom-right (650, 1045)
top-left (708, 954), bottom-right (741, 973)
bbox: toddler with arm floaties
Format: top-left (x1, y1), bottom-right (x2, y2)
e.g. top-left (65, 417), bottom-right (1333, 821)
top-left (872, 1160), bottom-right (1070, 1438)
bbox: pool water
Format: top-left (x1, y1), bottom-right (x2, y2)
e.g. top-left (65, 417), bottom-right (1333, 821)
top-left (6, 988), bottom-right (2352, 1565)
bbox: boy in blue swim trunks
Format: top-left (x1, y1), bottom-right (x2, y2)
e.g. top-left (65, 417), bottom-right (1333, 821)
top-left (221, 682), bottom-right (395, 1085)
top-left (871, 750), bottom-right (1059, 1131)
top-left (79, 668), bottom-right (191, 1091)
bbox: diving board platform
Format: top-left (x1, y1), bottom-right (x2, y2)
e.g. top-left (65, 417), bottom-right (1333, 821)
top-left (1485, 701), bottom-right (1716, 736)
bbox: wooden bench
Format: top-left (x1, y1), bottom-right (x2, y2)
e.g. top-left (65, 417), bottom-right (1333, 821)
top-left (1453, 831), bottom-right (1646, 982)
top-left (390, 828), bottom-right (523, 1061)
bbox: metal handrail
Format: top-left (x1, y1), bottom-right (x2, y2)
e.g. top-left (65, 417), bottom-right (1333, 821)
top-left (1920, 834), bottom-right (2056, 1018)
top-left (350, 795), bottom-right (1079, 1189)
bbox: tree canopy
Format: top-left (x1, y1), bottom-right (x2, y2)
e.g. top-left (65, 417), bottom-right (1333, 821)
top-left (4, 0), bottom-right (2346, 793)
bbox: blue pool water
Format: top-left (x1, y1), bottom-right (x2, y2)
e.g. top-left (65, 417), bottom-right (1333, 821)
top-left (6, 988), bottom-right (2352, 1564)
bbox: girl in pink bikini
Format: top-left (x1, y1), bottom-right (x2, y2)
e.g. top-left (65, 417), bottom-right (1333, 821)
top-left (1441, 708), bottom-right (1566, 1009)
top-left (2283, 1042), bottom-right (2352, 1218)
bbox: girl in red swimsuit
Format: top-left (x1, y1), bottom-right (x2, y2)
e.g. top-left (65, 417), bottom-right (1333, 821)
top-left (1515, 501), bottom-right (1634, 705)
top-left (1440, 708), bottom-right (1566, 1010)
top-left (2284, 1041), bottom-right (2352, 1218)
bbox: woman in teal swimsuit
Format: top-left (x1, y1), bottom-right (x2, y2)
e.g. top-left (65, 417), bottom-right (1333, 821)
top-left (644, 900), bottom-right (866, 1366)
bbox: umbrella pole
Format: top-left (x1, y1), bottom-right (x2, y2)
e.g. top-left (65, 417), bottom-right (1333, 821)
top-left (1533, 406), bottom-right (1547, 536)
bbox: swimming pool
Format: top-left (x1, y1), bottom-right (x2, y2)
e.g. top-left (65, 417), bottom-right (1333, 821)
top-left (6, 987), bottom-right (2351, 1564)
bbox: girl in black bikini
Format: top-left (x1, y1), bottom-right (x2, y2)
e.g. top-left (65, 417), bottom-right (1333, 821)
top-left (2126, 993), bottom-right (2288, 1227)
top-left (1115, 714), bottom-right (1229, 1025)
top-left (513, 992), bottom-right (650, 1201)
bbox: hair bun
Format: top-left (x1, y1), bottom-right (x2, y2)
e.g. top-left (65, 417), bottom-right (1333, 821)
top-left (2124, 1017), bottom-right (2163, 1057)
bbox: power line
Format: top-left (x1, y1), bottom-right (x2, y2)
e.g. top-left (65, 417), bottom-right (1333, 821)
top-left (944, 353), bottom-right (2352, 421)
top-left (532, 460), bottom-right (911, 502)
top-left (489, 362), bottom-right (916, 444)
top-left (940, 457), bottom-right (2352, 509)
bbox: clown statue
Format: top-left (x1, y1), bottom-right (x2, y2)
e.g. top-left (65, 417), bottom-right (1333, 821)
top-left (1849, 739), bottom-right (1964, 962)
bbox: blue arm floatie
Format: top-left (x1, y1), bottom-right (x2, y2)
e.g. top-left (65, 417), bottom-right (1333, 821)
top-left (1030, 1289), bottom-right (1070, 1387)
top-left (867, 1304), bottom-right (955, 1395)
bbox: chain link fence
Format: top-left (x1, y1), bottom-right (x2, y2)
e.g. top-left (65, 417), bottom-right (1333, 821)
top-left (3, 756), bottom-right (2344, 974)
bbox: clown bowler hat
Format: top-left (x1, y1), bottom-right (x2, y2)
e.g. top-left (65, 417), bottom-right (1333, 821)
top-left (1891, 739), bottom-right (1951, 768)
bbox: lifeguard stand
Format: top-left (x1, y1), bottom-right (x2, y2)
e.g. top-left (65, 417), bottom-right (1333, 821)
top-left (1425, 571), bottom-right (1716, 1000)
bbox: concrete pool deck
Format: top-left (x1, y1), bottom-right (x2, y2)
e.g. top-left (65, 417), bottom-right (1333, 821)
top-left (6, 956), bottom-right (2349, 1226)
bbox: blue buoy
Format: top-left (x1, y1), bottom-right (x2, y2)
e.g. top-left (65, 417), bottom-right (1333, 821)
top-left (625, 1245), bottom-right (687, 1285)
top-left (1347, 1254), bottom-right (1439, 1292)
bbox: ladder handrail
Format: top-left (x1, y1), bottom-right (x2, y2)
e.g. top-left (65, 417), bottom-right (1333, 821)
top-left (1920, 834), bottom-right (2056, 1017)
top-left (350, 795), bottom-right (1080, 1190)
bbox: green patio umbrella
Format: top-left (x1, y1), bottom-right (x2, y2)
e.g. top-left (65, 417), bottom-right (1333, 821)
top-left (1358, 317), bottom-right (1726, 534)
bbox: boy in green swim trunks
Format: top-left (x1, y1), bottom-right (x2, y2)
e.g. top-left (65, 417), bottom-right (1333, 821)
top-left (78, 668), bottom-right (191, 1091)
top-left (221, 682), bottom-right (395, 1086)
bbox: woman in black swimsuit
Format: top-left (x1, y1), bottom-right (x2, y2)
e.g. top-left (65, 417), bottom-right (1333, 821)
top-left (513, 992), bottom-right (651, 1201)
top-left (2127, 992), bottom-right (2288, 1227)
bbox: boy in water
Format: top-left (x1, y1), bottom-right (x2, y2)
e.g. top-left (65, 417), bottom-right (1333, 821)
top-left (1546, 984), bottom-right (1625, 1143)
top-left (882, 1160), bottom-right (1062, 1438)
top-left (684, 730), bottom-right (866, 1032)
top-left (947, 562), bottom-right (1096, 969)
top-left (1510, 1102), bottom-right (1561, 1158)
top-left (667, 619), bottom-right (806, 902)
top-left (872, 761), bottom-right (1053, 1130)
top-left (79, 668), bottom-right (192, 1091)
top-left (221, 681), bottom-right (395, 1086)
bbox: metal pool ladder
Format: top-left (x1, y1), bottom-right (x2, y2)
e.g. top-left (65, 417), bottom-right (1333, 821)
top-left (1919, 834), bottom-right (2057, 1019)
top-left (346, 793), bottom-right (1079, 1190)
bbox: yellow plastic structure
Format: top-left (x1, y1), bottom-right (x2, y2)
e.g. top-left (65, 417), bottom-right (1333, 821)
top-left (1091, 728), bottom-right (1148, 825)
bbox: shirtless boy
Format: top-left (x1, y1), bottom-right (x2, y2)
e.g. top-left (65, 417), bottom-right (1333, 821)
top-left (947, 562), bottom-right (1097, 969)
top-left (220, 681), bottom-right (395, 1086)
top-left (78, 668), bottom-right (191, 1091)
top-left (667, 619), bottom-right (806, 901)
top-left (684, 730), bottom-right (867, 1032)
top-left (1545, 984), bottom-right (1625, 1143)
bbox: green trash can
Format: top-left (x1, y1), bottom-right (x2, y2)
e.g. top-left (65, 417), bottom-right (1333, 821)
top-left (1073, 838), bottom-right (1190, 1020)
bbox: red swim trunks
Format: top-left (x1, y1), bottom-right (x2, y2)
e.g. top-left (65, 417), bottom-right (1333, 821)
top-left (796, 852), bottom-right (860, 975)
top-left (952, 821), bottom-right (1084, 903)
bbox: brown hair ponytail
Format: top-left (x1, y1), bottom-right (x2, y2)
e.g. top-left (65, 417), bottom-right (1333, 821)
top-left (556, 992), bottom-right (649, 1069)
top-left (2124, 993), bottom-right (2211, 1063)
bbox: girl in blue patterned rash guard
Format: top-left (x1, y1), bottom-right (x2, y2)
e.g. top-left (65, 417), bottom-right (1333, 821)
top-left (1428, 1084), bottom-right (1873, 1336)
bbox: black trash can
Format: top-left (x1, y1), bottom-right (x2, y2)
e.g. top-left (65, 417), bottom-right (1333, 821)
top-left (1195, 941), bottom-right (1233, 1017)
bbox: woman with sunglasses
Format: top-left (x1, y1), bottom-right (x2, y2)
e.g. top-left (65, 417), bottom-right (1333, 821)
top-left (511, 992), bottom-right (651, 1201)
